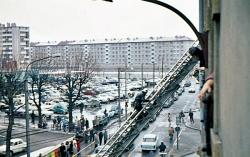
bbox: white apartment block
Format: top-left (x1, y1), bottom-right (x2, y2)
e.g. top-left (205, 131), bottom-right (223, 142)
top-left (30, 36), bottom-right (194, 72)
top-left (0, 23), bottom-right (30, 70)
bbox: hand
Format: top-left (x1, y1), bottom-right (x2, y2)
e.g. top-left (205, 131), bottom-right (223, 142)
top-left (198, 79), bottom-right (214, 100)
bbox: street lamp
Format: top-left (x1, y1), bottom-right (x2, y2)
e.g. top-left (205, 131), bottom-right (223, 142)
top-left (24, 54), bottom-right (60, 157)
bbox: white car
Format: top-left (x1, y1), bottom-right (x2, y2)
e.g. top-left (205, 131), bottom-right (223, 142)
top-left (188, 87), bottom-right (196, 93)
top-left (0, 138), bottom-right (27, 156)
top-left (141, 134), bottom-right (159, 151)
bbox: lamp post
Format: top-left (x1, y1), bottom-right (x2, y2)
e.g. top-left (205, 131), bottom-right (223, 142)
top-left (24, 54), bottom-right (60, 157)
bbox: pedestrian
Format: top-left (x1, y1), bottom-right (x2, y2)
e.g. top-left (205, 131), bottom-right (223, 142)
top-left (57, 116), bottom-right (62, 130)
top-left (68, 141), bottom-right (74, 156)
top-left (159, 141), bottom-right (166, 152)
top-left (167, 113), bottom-right (171, 123)
top-left (104, 109), bottom-right (108, 117)
top-left (168, 127), bottom-right (174, 143)
top-left (76, 138), bottom-right (81, 152)
top-left (99, 131), bottom-right (103, 145)
top-left (90, 129), bottom-right (94, 142)
top-left (85, 118), bottom-right (89, 129)
top-left (94, 133), bottom-right (100, 148)
top-left (179, 110), bottom-right (185, 123)
top-left (80, 115), bottom-right (85, 131)
top-left (31, 111), bottom-right (35, 125)
top-left (65, 141), bottom-right (70, 157)
top-left (189, 109), bottom-right (194, 123)
top-left (59, 143), bottom-right (66, 157)
top-left (103, 129), bottom-right (108, 145)
top-left (53, 118), bottom-right (57, 129)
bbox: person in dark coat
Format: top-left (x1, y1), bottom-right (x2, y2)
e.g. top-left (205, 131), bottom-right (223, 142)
top-left (31, 111), bottom-right (35, 124)
top-left (103, 129), bottom-right (108, 145)
top-left (133, 90), bottom-right (148, 112)
top-left (99, 131), bottom-right (103, 145)
top-left (159, 142), bottom-right (166, 152)
top-left (90, 129), bottom-right (94, 142)
top-left (189, 109), bottom-right (194, 123)
top-left (85, 118), bottom-right (89, 129)
top-left (59, 143), bottom-right (66, 157)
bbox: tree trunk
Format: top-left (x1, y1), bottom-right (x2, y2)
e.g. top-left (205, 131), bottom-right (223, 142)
top-left (38, 106), bottom-right (42, 128)
top-left (6, 99), bottom-right (14, 157)
top-left (68, 97), bottom-right (73, 132)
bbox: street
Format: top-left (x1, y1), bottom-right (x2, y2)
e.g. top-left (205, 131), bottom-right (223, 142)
top-left (122, 82), bottom-right (200, 157)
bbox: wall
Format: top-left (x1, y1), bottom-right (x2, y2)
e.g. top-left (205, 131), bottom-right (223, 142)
top-left (218, 0), bottom-right (250, 156)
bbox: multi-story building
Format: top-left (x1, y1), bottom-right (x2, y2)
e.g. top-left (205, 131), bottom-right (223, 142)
top-left (0, 23), bottom-right (30, 70)
top-left (30, 36), bottom-right (194, 72)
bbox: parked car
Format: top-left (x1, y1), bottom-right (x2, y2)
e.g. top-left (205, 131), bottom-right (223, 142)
top-left (188, 87), bottom-right (196, 93)
top-left (141, 134), bottom-right (159, 151)
top-left (53, 102), bottom-right (68, 114)
top-left (0, 138), bottom-right (26, 156)
top-left (0, 102), bottom-right (8, 110)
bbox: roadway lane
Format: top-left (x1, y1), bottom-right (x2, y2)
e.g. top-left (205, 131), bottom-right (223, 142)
top-left (122, 83), bottom-right (199, 157)
top-left (0, 125), bottom-right (74, 156)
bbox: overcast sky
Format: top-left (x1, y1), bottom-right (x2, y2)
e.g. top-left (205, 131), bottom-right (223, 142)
top-left (0, 0), bottom-right (199, 42)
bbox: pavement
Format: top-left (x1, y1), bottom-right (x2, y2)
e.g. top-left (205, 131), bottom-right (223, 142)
top-left (168, 100), bottom-right (202, 157)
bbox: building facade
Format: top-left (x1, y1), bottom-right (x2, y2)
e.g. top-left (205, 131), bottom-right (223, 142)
top-left (0, 23), bottom-right (30, 70)
top-left (30, 36), bottom-right (194, 72)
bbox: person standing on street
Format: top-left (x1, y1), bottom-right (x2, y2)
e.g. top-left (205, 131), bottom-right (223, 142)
top-left (31, 111), bottom-right (35, 125)
top-left (94, 133), bottom-right (100, 148)
top-left (85, 118), bottom-right (89, 129)
top-left (99, 131), bottom-right (104, 145)
top-left (60, 143), bottom-right (66, 157)
top-left (104, 129), bottom-right (108, 145)
top-left (90, 129), bottom-right (94, 142)
top-left (189, 109), bottom-right (194, 123)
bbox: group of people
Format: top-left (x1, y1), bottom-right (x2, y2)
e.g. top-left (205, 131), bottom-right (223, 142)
top-left (94, 129), bottom-right (108, 148)
top-left (59, 138), bottom-right (81, 157)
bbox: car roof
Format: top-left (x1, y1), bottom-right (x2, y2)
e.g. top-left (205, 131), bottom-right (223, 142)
top-left (11, 138), bottom-right (23, 143)
top-left (143, 134), bottom-right (157, 138)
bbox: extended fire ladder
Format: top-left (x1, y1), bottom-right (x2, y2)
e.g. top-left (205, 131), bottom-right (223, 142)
top-left (95, 43), bottom-right (201, 157)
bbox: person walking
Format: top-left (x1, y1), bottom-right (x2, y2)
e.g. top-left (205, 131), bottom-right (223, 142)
top-left (85, 118), bottom-right (89, 130)
top-left (189, 109), bottom-right (194, 123)
top-left (159, 141), bottom-right (167, 157)
top-left (168, 127), bottom-right (175, 143)
top-left (60, 143), bottom-right (66, 157)
top-left (103, 129), bottom-right (108, 145)
top-left (99, 131), bottom-right (104, 145)
top-left (94, 133), bottom-right (100, 148)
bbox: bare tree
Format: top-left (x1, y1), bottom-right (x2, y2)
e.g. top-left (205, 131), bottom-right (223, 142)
top-left (0, 71), bottom-right (24, 157)
top-left (29, 71), bottom-right (48, 128)
top-left (64, 58), bottom-right (95, 132)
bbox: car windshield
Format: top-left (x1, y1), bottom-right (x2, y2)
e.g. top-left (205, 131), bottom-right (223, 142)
top-left (143, 138), bottom-right (155, 142)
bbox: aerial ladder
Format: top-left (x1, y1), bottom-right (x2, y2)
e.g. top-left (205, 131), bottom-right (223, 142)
top-left (92, 42), bottom-right (201, 157)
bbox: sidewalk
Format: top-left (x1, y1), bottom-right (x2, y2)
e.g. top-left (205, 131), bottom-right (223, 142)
top-left (168, 103), bottom-right (201, 157)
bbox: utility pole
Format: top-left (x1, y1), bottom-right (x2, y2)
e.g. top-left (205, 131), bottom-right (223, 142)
top-left (153, 62), bottom-right (155, 86)
top-left (118, 68), bottom-right (121, 126)
top-left (161, 55), bottom-right (164, 79)
top-left (141, 63), bottom-right (144, 89)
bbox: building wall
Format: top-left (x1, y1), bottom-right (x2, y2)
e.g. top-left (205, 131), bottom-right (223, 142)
top-left (215, 0), bottom-right (250, 156)
top-left (30, 37), bottom-right (194, 72)
top-left (0, 23), bottom-right (30, 70)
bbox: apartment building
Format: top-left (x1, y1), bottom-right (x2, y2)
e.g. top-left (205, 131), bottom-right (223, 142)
top-left (0, 23), bottom-right (30, 70)
top-left (30, 36), bottom-right (194, 72)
